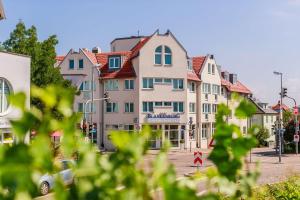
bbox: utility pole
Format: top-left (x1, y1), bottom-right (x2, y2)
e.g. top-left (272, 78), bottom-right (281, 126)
top-left (273, 71), bottom-right (283, 163)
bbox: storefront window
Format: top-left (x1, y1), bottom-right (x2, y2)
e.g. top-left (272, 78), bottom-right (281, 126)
top-left (0, 78), bottom-right (12, 115)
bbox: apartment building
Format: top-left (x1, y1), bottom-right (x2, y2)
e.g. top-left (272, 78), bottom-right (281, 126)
top-left (56, 48), bottom-right (102, 145)
top-left (57, 30), bottom-right (252, 150)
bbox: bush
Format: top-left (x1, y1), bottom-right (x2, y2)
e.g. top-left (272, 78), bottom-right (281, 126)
top-left (255, 127), bottom-right (270, 147)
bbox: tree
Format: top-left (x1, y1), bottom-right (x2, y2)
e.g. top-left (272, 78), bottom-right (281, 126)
top-left (2, 22), bottom-right (75, 112)
top-left (255, 127), bottom-right (270, 147)
top-left (283, 110), bottom-right (293, 127)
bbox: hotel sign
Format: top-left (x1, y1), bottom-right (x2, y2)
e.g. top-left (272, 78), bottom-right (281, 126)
top-left (146, 113), bottom-right (180, 123)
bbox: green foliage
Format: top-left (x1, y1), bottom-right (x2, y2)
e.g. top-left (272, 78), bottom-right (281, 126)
top-left (252, 177), bottom-right (300, 200)
top-left (2, 22), bottom-right (75, 113)
top-left (1, 86), bottom-right (259, 199)
top-left (283, 110), bottom-right (293, 127)
top-left (255, 127), bottom-right (270, 147)
top-left (207, 98), bottom-right (259, 199)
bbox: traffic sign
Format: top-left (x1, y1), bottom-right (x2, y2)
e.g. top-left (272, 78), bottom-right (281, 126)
top-left (294, 134), bottom-right (299, 143)
top-left (194, 151), bottom-right (203, 171)
top-left (294, 107), bottom-right (298, 115)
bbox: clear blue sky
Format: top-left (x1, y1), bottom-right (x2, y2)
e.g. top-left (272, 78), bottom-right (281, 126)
top-left (1, 0), bottom-right (300, 106)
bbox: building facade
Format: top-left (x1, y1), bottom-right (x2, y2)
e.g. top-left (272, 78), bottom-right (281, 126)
top-left (0, 52), bottom-right (31, 144)
top-left (57, 30), bottom-right (252, 150)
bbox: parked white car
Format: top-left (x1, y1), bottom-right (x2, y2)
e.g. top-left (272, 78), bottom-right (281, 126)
top-left (39, 160), bottom-right (75, 195)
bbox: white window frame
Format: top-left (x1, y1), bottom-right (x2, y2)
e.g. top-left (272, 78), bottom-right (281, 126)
top-left (124, 79), bottom-right (134, 90)
top-left (173, 79), bottom-right (184, 90)
top-left (105, 80), bottom-right (119, 91)
top-left (173, 102), bottom-right (184, 113)
top-left (202, 103), bottom-right (211, 114)
top-left (108, 56), bottom-right (121, 69)
top-left (125, 102), bottom-right (134, 113)
top-left (189, 82), bottom-right (196, 92)
top-left (164, 46), bottom-right (172, 65)
top-left (202, 83), bottom-right (211, 94)
top-left (106, 102), bottom-right (118, 113)
top-left (142, 78), bottom-right (154, 89)
top-left (189, 102), bottom-right (196, 113)
top-left (142, 102), bottom-right (154, 113)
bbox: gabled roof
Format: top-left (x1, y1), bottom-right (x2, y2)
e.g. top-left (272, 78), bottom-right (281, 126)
top-left (192, 56), bottom-right (206, 75)
top-left (272, 102), bottom-right (290, 112)
top-left (221, 78), bottom-right (252, 94)
top-left (56, 55), bottom-right (65, 62)
top-left (82, 48), bottom-right (97, 65)
top-left (248, 97), bottom-right (277, 115)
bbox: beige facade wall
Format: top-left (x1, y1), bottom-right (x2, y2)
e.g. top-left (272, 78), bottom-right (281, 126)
top-left (58, 49), bottom-right (102, 146)
top-left (198, 56), bottom-right (223, 148)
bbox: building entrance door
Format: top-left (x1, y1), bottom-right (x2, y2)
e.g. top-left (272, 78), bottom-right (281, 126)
top-left (148, 125), bottom-right (162, 149)
top-left (164, 125), bottom-right (179, 148)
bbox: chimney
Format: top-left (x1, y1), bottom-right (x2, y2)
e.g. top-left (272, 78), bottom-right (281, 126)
top-left (92, 47), bottom-right (101, 54)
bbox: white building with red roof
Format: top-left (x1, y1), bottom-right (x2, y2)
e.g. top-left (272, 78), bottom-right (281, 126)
top-left (57, 30), bottom-right (253, 150)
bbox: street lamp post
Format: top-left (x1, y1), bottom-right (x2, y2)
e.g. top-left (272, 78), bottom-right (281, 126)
top-left (84, 97), bottom-right (110, 144)
top-left (273, 71), bottom-right (283, 163)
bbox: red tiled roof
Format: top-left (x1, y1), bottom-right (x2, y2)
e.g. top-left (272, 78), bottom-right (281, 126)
top-left (56, 56), bottom-right (65, 62)
top-left (96, 51), bottom-right (136, 79)
top-left (187, 71), bottom-right (201, 82)
top-left (272, 102), bottom-right (290, 111)
top-left (221, 78), bottom-right (252, 94)
top-left (82, 49), bottom-right (97, 64)
top-left (97, 37), bottom-right (151, 79)
top-left (192, 56), bottom-right (206, 74)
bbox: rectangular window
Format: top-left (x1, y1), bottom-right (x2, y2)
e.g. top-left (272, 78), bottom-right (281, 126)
top-left (212, 123), bottom-right (216, 135)
top-left (78, 59), bottom-right (84, 69)
top-left (125, 102), bottom-right (134, 113)
top-left (189, 82), bottom-right (195, 92)
top-left (212, 104), bottom-right (218, 113)
top-left (202, 83), bottom-right (211, 94)
top-left (79, 81), bottom-right (95, 91)
top-left (212, 84), bottom-right (220, 95)
top-left (189, 103), bottom-right (196, 113)
top-left (212, 64), bottom-right (215, 74)
top-left (105, 80), bottom-right (119, 91)
top-left (124, 124), bottom-right (134, 133)
top-left (173, 79), bottom-right (184, 90)
top-left (187, 59), bottom-right (193, 70)
top-left (208, 63), bottom-right (211, 74)
top-left (154, 102), bottom-right (163, 107)
top-left (69, 59), bottom-right (74, 69)
top-left (106, 102), bottom-right (118, 113)
top-left (142, 78), bottom-right (154, 89)
top-left (163, 78), bottom-right (172, 84)
top-left (154, 78), bottom-right (163, 83)
top-left (109, 56), bottom-right (121, 69)
top-left (165, 54), bottom-right (172, 65)
top-left (164, 101), bottom-right (172, 107)
top-left (202, 103), bottom-right (211, 114)
top-left (125, 80), bottom-right (134, 90)
top-left (142, 102), bottom-right (154, 112)
top-left (78, 103), bottom-right (83, 112)
top-left (173, 102), bottom-right (184, 113)
top-left (202, 124), bottom-right (208, 139)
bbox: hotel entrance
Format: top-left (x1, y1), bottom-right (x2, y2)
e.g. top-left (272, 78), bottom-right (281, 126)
top-left (146, 124), bottom-right (180, 149)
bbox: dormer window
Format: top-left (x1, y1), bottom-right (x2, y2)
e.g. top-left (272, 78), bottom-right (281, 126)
top-left (109, 56), bottom-right (121, 69)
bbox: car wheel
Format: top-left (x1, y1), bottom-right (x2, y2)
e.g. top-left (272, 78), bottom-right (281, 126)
top-left (40, 182), bottom-right (50, 195)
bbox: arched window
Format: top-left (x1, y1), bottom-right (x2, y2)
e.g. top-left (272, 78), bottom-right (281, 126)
top-left (0, 78), bottom-right (12, 115)
top-left (164, 46), bottom-right (172, 65)
top-left (155, 46), bottom-right (162, 65)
